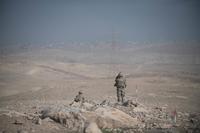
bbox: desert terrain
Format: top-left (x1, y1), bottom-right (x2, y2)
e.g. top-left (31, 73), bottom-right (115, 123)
top-left (0, 42), bottom-right (200, 132)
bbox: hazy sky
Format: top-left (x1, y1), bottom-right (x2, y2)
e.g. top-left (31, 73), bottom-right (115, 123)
top-left (0, 0), bottom-right (200, 44)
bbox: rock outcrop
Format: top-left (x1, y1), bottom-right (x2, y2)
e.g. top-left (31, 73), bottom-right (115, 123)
top-left (40, 109), bottom-right (85, 132)
top-left (84, 122), bottom-right (102, 133)
top-left (39, 104), bottom-right (140, 130)
top-left (82, 106), bottom-right (139, 129)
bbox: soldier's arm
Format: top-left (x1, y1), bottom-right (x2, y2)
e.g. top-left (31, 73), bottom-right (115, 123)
top-left (115, 77), bottom-right (118, 82)
top-left (124, 78), bottom-right (127, 87)
top-left (74, 95), bottom-right (80, 102)
top-left (82, 97), bottom-right (85, 103)
top-left (114, 76), bottom-right (118, 86)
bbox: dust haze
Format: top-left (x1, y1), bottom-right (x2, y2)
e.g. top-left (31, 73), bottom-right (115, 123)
top-left (0, 0), bottom-right (200, 133)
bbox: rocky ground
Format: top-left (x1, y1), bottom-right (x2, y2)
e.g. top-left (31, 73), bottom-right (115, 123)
top-left (0, 97), bottom-right (200, 133)
top-left (1, 46), bottom-right (200, 133)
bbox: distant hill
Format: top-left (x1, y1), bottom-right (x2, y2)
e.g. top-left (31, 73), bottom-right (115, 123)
top-left (1, 42), bottom-right (200, 64)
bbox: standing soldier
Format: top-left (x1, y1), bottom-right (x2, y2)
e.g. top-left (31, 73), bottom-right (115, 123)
top-left (114, 72), bottom-right (126, 103)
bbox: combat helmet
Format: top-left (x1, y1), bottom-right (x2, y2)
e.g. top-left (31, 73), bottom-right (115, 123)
top-left (118, 72), bottom-right (123, 77)
top-left (78, 91), bottom-right (83, 94)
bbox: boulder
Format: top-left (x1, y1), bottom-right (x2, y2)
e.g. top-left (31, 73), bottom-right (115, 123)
top-left (85, 122), bottom-right (102, 133)
top-left (13, 119), bottom-right (24, 125)
top-left (41, 110), bottom-right (85, 132)
top-left (17, 130), bottom-right (28, 133)
top-left (70, 102), bottom-right (82, 108)
top-left (82, 106), bottom-right (139, 129)
top-left (70, 102), bottom-right (94, 111)
top-left (133, 106), bottom-right (149, 113)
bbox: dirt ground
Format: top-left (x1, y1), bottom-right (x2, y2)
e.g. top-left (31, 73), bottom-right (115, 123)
top-left (0, 54), bottom-right (200, 132)
top-left (0, 59), bottom-right (200, 111)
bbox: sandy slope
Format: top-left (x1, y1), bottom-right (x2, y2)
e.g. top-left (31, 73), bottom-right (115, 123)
top-left (0, 45), bottom-right (200, 132)
top-left (0, 57), bottom-right (200, 113)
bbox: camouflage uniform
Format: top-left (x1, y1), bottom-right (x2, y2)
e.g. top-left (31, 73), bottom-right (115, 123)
top-left (70, 91), bottom-right (85, 105)
top-left (74, 91), bottom-right (85, 102)
top-left (114, 72), bottom-right (126, 103)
